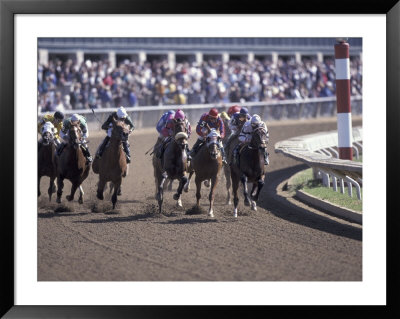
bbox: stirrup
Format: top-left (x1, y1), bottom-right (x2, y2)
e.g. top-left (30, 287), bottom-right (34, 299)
top-left (126, 156), bottom-right (131, 164)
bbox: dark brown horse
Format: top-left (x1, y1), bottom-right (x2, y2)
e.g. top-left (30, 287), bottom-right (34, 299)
top-left (55, 123), bottom-right (91, 204)
top-left (92, 119), bottom-right (130, 209)
top-left (184, 129), bottom-right (223, 217)
top-left (152, 119), bottom-right (189, 213)
top-left (230, 126), bottom-right (268, 217)
top-left (38, 130), bottom-right (57, 201)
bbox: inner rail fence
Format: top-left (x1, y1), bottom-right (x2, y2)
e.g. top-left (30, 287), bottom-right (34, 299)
top-left (274, 126), bottom-right (362, 200)
top-left (38, 96), bottom-right (362, 131)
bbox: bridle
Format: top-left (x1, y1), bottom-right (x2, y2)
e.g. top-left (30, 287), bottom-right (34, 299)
top-left (248, 126), bottom-right (268, 150)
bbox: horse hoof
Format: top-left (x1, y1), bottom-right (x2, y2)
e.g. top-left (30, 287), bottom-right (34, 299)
top-left (79, 198), bottom-right (83, 205)
top-left (244, 200), bottom-right (250, 207)
top-left (226, 200), bottom-right (232, 205)
top-left (176, 199), bottom-right (183, 208)
top-left (96, 193), bottom-right (104, 200)
top-left (234, 209), bottom-right (238, 218)
top-left (173, 193), bottom-right (179, 200)
top-left (251, 201), bottom-right (257, 211)
top-left (208, 211), bottom-right (214, 218)
top-left (56, 197), bottom-right (61, 204)
top-left (66, 195), bottom-right (73, 201)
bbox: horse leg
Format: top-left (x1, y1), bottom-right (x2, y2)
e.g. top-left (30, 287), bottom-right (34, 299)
top-left (208, 176), bottom-right (219, 218)
top-left (224, 165), bottom-right (232, 205)
top-left (66, 181), bottom-right (79, 202)
top-left (157, 172), bottom-right (167, 214)
top-left (184, 171), bottom-right (194, 192)
top-left (111, 180), bottom-right (121, 209)
top-left (195, 176), bottom-right (202, 207)
top-left (97, 179), bottom-right (106, 200)
top-left (56, 176), bottom-right (64, 203)
top-left (251, 178), bottom-right (265, 202)
top-left (167, 178), bottom-right (173, 191)
top-left (38, 175), bottom-right (41, 198)
top-left (240, 174), bottom-right (251, 207)
top-left (48, 176), bottom-right (56, 202)
top-left (231, 173), bottom-right (240, 218)
top-left (174, 175), bottom-right (188, 208)
top-left (78, 185), bottom-right (84, 204)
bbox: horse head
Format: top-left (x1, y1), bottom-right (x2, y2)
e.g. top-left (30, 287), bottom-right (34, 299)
top-left (173, 118), bottom-right (187, 136)
top-left (69, 123), bottom-right (83, 149)
top-left (174, 131), bottom-right (188, 150)
top-left (41, 131), bottom-right (54, 146)
top-left (112, 118), bottom-right (130, 142)
top-left (250, 125), bottom-right (268, 151)
top-left (206, 129), bottom-right (222, 160)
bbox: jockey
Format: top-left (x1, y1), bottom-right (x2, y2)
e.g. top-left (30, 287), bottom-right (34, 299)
top-left (156, 109), bottom-right (175, 143)
top-left (233, 114), bottom-right (269, 166)
top-left (189, 107), bottom-right (227, 164)
top-left (96, 106), bottom-right (135, 163)
top-left (58, 113), bottom-right (93, 164)
top-left (156, 109), bottom-right (191, 159)
top-left (225, 107), bottom-right (251, 155)
top-left (37, 111), bottom-right (64, 147)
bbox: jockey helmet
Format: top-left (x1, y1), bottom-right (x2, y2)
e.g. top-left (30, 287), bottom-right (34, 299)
top-left (54, 111), bottom-right (64, 121)
top-left (227, 105), bottom-right (240, 116)
top-left (251, 114), bottom-right (262, 127)
top-left (174, 109), bottom-right (185, 120)
top-left (71, 113), bottom-right (80, 124)
top-left (220, 111), bottom-right (229, 121)
top-left (239, 107), bottom-right (249, 116)
top-left (117, 106), bottom-right (128, 119)
top-left (208, 108), bottom-right (219, 118)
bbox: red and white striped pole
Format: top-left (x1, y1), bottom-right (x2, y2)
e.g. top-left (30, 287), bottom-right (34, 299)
top-left (335, 38), bottom-right (353, 160)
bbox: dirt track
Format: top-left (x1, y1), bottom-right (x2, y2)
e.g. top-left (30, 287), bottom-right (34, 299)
top-left (38, 117), bottom-right (362, 281)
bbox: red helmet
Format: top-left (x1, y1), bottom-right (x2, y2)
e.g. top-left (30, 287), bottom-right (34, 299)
top-left (208, 108), bottom-right (219, 118)
top-left (227, 105), bottom-right (240, 116)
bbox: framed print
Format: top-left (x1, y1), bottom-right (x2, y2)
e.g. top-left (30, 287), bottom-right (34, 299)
top-left (1, 0), bottom-right (399, 318)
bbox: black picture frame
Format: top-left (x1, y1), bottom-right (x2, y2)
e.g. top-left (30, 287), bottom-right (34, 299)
top-left (1, 0), bottom-right (399, 318)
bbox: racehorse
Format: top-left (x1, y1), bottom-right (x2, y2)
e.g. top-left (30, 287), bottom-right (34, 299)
top-left (184, 129), bottom-right (223, 217)
top-left (55, 123), bottom-right (91, 204)
top-left (221, 121), bottom-right (233, 205)
top-left (92, 118), bottom-right (130, 209)
top-left (38, 130), bottom-right (57, 201)
top-left (230, 125), bottom-right (268, 217)
top-left (152, 118), bottom-right (189, 213)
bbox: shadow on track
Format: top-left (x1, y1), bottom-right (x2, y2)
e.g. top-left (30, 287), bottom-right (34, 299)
top-left (258, 164), bottom-right (362, 242)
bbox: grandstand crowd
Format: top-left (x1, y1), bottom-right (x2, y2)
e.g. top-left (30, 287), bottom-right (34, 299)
top-left (38, 56), bottom-right (362, 112)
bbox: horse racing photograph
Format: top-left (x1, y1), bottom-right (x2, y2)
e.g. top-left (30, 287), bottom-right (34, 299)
top-left (36, 35), bottom-right (364, 288)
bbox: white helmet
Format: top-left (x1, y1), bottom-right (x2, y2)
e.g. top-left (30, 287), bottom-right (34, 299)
top-left (251, 114), bottom-right (261, 126)
top-left (117, 106), bottom-right (127, 119)
top-left (71, 113), bottom-right (80, 122)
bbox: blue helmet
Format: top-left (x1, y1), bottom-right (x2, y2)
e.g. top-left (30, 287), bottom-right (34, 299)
top-left (239, 107), bottom-right (249, 116)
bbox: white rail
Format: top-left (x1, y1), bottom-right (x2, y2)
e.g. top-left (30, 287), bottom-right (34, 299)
top-left (274, 127), bottom-right (362, 200)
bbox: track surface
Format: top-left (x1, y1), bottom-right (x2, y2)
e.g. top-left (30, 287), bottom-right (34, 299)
top-left (38, 117), bottom-right (362, 281)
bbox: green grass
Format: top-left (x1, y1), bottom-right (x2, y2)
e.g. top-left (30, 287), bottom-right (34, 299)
top-left (289, 168), bottom-right (362, 212)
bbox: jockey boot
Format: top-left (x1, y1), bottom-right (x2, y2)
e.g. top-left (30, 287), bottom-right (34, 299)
top-left (81, 145), bottom-right (93, 164)
top-left (220, 146), bottom-right (227, 164)
top-left (189, 139), bottom-right (202, 158)
top-left (122, 140), bottom-right (131, 164)
top-left (96, 136), bottom-right (110, 159)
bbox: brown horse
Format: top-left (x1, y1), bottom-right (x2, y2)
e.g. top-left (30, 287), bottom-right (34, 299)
top-left (184, 129), bottom-right (223, 217)
top-left (230, 126), bottom-right (268, 217)
top-left (92, 119), bottom-right (130, 209)
top-left (38, 130), bottom-right (57, 201)
top-left (152, 119), bottom-right (189, 213)
top-left (55, 123), bottom-right (91, 204)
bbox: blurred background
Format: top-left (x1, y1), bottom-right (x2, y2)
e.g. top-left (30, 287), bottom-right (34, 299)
top-left (37, 37), bottom-right (362, 129)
